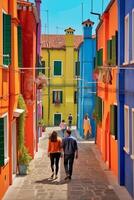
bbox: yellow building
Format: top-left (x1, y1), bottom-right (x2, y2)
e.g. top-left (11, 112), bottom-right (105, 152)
top-left (41, 28), bottom-right (83, 126)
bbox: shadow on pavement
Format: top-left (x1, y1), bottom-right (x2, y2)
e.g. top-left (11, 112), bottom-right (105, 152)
top-left (35, 178), bottom-right (68, 185)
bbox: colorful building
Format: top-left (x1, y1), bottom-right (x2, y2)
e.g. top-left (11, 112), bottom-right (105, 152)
top-left (17, 0), bottom-right (39, 157)
top-left (0, 0), bottom-right (21, 198)
top-left (118, 0), bottom-right (134, 197)
top-left (41, 29), bottom-right (82, 126)
top-left (95, 0), bottom-right (118, 177)
top-left (78, 19), bottom-right (96, 137)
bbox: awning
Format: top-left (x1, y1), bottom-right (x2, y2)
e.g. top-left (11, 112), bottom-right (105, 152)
top-left (13, 109), bottom-right (25, 118)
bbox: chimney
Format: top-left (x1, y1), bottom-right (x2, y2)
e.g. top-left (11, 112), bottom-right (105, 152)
top-left (64, 27), bottom-right (75, 47)
top-left (82, 19), bottom-right (94, 39)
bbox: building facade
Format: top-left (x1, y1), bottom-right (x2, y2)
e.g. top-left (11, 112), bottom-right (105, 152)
top-left (118, 0), bottom-right (134, 197)
top-left (0, 0), bottom-right (21, 198)
top-left (18, 1), bottom-right (39, 157)
top-left (41, 29), bottom-right (82, 127)
top-left (78, 19), bottom-right (96, 137)
top-left (95, 0), bottom-right (118, 177)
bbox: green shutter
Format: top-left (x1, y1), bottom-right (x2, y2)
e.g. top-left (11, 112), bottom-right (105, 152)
top-left (18, 26), bottom-right (23, 67)
top-left (98, 97), bottom-right (102, 121)
top-left (54, 114), bottom-right (61, 126)
top-left (75, 61), bottom-right (80, 76)
top-left (60, 91), bottom-right (63, 103)
top-left (110, 105), bottom-right (117, 139)
top-left (112, 36), bottom-right (116, 65)
top-left (97, 49), bottom-right (103, 67)
top-left (54, 61), bottom-right (61, 75)
top-left (99, 49), bottom-right (103, 66)
top-left (0, 118), bottom-right (4, 166)
top-left (3, 13), bottom-right (11, 66)
top-left (41, 61), bottom-right (45, 74)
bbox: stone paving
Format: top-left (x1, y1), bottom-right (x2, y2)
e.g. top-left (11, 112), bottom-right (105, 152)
top-left (3, 127), bottom-right (133, 200)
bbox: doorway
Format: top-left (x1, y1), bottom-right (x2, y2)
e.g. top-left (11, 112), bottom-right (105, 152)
top-left (54, 113), bottom-right (61, 126)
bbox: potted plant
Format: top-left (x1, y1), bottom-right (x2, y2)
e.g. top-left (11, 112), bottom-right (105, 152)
top-left (18, 146), bottom-right (32, 175)
top-left (18, 95), bottom-right (32, 175)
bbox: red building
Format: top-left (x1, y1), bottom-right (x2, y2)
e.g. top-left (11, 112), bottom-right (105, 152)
top-left (17, 1), bottom-right (39, 157)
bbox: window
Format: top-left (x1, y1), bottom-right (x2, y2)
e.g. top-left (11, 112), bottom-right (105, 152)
top-left (3, 13), bottom-right (11, 66)
top-left (93, 96), bottom-right (103, 123)
top-left (124, 15), bottom-right (129, 63)
top-left (110, 105), bottom-right (118, 140)
top-left (132, 9), bottom-right (134, 61)
top-left (18, 25), bottom-right (23, 67)
top-left (74, 91), bottom-right (77, 104)
top-left (75, 61), bottom-right (80, 77)
top-left (97, 49), bottom-right (103, 67)
top-left (107, 39), bottom-right (112, 63)
top-left (53, 61), bottom-right (62, 76)
top-left (132, 109), bottom-right (134, 157)
top-left (124, 105), bottom-right (129, 153)
top-left (0, 113), bottom-right (8, 166)
top-left (41, 60), bottom-right (45, 74)
top-left (54, 113), bottom-right (61, 126)
top-left (53, 91), bottom-right (63, 104)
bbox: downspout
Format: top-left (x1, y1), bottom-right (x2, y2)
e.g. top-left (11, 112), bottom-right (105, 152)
top-left (47, 48), bottom-right (50, 126)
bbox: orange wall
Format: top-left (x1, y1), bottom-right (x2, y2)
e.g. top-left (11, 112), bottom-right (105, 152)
top-left (96, 0), bottom-right (118, 177)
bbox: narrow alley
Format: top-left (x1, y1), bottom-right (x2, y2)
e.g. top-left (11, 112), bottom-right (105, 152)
top-left (3, 128), bottom-right (132, 200)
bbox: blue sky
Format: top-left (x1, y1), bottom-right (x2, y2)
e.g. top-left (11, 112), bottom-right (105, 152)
top-left (32, 0), bottom-right (110, 35)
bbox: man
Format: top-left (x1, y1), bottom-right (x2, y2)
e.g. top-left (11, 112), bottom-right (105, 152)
top-left (68, 113), bottom-right (73, 128)
top-left (61, 129), bottom-right (78, 180)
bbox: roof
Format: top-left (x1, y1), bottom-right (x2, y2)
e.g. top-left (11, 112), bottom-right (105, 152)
top-left (41, 34), bottom-right (83, 50)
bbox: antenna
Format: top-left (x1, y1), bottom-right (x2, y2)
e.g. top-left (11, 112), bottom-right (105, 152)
top-left (90, 0), bottom-right (101, 20)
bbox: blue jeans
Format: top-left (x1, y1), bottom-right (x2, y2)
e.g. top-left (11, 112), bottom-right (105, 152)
top-left (61, 129), bottom-right (66, 137)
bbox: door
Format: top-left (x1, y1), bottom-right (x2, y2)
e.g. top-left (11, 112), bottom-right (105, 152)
top-left (12, 121), bottom-right (17, 176)
top-left (54, 114), bottom-right (61, 126)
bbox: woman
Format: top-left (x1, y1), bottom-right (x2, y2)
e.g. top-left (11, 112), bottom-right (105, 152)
top-left (83, 115), bottom-right (92, 139)
top-left (48, 131), bottom-right (62, 179)
top-left (59, 120), bottom-right (67, 137)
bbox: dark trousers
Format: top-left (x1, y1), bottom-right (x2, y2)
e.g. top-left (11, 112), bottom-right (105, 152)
top-left (50, 153), bottom-right (61, 175)
top-left (64, 154), bottom-right (75, 176)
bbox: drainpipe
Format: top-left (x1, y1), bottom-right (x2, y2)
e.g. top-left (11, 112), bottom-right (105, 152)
top-left (47, 49), bottom-right (50, 126)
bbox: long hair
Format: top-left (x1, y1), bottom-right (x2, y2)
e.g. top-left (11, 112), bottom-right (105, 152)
top-left (49, 131), bottom-right (58, 142)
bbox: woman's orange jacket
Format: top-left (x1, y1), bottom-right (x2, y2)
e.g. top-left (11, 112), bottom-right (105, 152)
top-left (48, 137), bottom-right (62, 153)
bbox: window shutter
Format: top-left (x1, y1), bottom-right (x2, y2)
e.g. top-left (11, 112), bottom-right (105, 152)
top-left (0, 118), bottom-right (4, 166)
top-left (75, 61), bottom-right (80, 76)
top-left (110, 105), bottom-right (117, 139)
top-left (60, 91), bottom-right (63, 103)
top-left (54, 61), bottom-right (61, 75)
top-left (97, 50), bottom-right (100, 66)
top-left (99, 49), bottom-right (103, 66)
top-left (18, 25), bottom-right (23, 67)
top-left (98, 97), bottom-right (102, 121)
top-left (52, 91), bottom-right (55, 103)
top-left (3, 13), bottom-right (11, 66)
top-left (107, 40), bottom-right (111, 63)
top-left (41, 61), bottom-right (45, 74)
top-left (112, 36), bottom-right (116, 65)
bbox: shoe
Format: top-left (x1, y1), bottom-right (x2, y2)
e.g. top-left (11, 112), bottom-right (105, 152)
top-left (68, 176), bottom-right (71, 180)
top-left (54, 175), bottom-right (58, 179)
top-left (50, 173), bottom-right (54, 179)
top-left (64, 175), bottom-right (69, 180)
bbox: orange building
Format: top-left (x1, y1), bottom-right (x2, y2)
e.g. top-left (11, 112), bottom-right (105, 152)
top-left (17, 1), bottom-right (39, 157)
top-left (0, 0), bottom-right (21, 199)
top-left (95, 0), bottom-right (118, 177)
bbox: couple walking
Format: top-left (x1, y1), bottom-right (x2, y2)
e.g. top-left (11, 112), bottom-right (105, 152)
top-left (47, 129), bottom-right (78, 180)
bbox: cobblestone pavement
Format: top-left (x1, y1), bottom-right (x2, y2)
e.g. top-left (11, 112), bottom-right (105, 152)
top-left (3, 127), bottom-right (133, 200)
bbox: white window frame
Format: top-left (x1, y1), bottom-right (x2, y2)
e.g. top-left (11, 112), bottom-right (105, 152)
top-left (1, 112), bottom-right (9, 165)
top-left (53, 60), bottom-right (62, 77)
top-left (52, 89), bottom-right (63, 104)
top-left (124, 14), bottom-right (129, 65)
top-left (124, 105), bottom-right (130, 154)
top-left (131, 9), bottom-right (134, 63)
top-left (53, 113), bottom-right (62, 126)
top-left (131, 109), bottom-right (134, 159)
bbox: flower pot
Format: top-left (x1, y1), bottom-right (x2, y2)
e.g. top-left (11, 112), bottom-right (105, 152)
top-left (19, 164), bottom-right (28, 175)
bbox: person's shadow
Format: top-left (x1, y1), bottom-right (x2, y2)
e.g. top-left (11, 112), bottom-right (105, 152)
top-left (35, 178), bottom-right (68, 185)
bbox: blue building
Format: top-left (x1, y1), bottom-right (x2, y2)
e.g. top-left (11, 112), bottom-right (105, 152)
top-left (118, 0), bottom-right (134, 197)
top-left (78, 19), bottom-right (96, 137)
